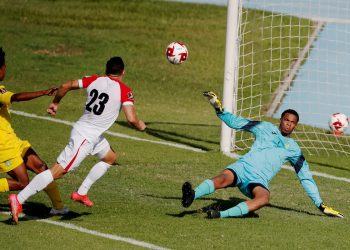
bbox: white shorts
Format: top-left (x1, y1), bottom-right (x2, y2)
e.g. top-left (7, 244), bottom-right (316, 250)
top-left (57, 129), bottom-right (110, 172)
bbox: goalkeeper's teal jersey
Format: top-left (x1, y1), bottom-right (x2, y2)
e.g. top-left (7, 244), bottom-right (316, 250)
top-left (218, 111), bottom-right (323, 207)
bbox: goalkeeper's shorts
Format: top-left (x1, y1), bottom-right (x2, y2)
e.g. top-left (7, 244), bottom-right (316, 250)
top-left (0, 139), bottom-right (31, 173)
top-left (226, 161), bottom-right (269, 199)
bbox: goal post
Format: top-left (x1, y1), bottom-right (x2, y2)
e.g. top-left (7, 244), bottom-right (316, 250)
top-left (220, 0), bottom-right (240, 153)
top-left (221, 0), bottom-right (350, 156)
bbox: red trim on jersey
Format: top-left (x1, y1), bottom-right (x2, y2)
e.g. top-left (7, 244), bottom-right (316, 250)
top-left (107, 77), bottom-right (135, 104)
top-left (81, 75), bottom-right (99, 88)
top-left (64, 139), bottom-right (87, 172)
top-left (119, 81), bottom-right (134, 104)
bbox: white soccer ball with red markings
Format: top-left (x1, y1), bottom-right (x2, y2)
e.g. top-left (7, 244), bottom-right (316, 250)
top-left (166, 42), bottom-right (188, 64)
top-left (329, 113), bottom-right (349, 134)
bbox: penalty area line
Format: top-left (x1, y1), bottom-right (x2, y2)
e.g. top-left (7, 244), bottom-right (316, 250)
top-left (0, 211), bottom-right (170, 250)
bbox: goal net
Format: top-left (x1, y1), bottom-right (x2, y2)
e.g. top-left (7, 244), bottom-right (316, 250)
top-left (227, 0), bottom-right (350, 156)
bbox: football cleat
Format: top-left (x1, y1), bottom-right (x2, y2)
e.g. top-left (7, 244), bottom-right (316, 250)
top-left (319, 203), bottom-right (344, 218)
top-left (71, 192), bottom-right (94, 207)
top-left (8, 194), bottom-right (22, 224)
top-left (181, 182), bottom-right (195, 208)
top-left (207, 209), bottom-right (221, 219)
top-left (49, 207), bottom-right (70, 215)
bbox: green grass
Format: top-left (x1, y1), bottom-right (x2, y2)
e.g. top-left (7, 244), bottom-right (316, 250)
top-left (0, 0), bottom-right (350, 249)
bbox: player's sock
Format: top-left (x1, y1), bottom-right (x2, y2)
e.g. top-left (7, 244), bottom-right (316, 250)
top-left (77, 161), bottom-right (111, 195)
top-left (219, 202), bottom-right (249, 218)
top-left (194, 179), bottom-right (214, 199)
top-left (44, 181), bottom-right (64, 210)
top-left (0, 178), bottom-right (9, 192)
top-left (17, 169), bottom-right (54, 204)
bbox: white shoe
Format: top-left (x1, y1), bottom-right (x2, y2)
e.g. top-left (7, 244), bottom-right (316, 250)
top-left (49, 207), bottom-right (70, 215)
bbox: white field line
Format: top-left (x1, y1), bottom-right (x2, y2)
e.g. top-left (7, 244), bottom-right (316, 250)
top-left (0, 212), bottom-right (170, 250)
top-left (281, 165), bottom-right (350, 183)
top-left (10, 110), bottom-right (205, 153)
top-left (11, 110), bottom-right (350, 183)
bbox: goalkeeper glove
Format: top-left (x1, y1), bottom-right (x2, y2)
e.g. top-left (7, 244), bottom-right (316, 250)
top-left (203, 91), bottom-right (223, 113)
top-left (319, 203), bottom-right (344, 218)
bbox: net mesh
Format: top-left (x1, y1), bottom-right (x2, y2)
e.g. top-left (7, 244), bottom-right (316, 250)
top-left (233, 0), bottom-right (350, 155)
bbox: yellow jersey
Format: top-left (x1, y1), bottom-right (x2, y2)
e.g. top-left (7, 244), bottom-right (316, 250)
top-left (0, 85), bottom-right (22, 163)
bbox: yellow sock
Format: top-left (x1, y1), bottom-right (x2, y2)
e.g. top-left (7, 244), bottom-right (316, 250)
top-left (44, 181), bottom-right (64, 209)
top-left (0, 178), bottom-right (9, 192)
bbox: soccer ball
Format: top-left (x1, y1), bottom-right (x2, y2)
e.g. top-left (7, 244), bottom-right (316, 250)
top-left (166, 42), bottom-right (188, 64)
top-left (329, 113), bottom-right (349, 135)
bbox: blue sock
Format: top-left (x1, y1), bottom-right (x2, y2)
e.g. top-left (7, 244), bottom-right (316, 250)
top-left (194, 179), bottom-right (215, 199)
top-left (220, 202), bottom-right (249, 218)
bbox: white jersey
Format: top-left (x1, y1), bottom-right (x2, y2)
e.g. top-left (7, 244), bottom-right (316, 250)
top-left (73, 75), bottom-right (134, 142)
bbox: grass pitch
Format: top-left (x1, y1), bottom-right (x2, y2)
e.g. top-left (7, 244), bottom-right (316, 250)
top-left (0, 1), bottom-right (350, 249)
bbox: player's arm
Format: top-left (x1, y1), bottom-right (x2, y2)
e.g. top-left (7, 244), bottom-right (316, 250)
top-left (122, 104), bottom-right (146, 131)
top-left (10, 87), bottom-right (58, 103)
top-left (203, 91), bottom-right (258, 131)
top-left (47, 80), bottom-right (79, 116)
top-left (291, 154), bottom-right (344, 218)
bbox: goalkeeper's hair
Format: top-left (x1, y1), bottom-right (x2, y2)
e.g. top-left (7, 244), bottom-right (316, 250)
top-left (0, 47), bottom-right (5, 68)
top-left (281, 109), bottom-right (299, 122)
top-left (105, 56), bottom-right (124, 76)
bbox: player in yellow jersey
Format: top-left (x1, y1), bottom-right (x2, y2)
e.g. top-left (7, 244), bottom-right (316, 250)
top-left (0, 47), bottom-right (68, 216)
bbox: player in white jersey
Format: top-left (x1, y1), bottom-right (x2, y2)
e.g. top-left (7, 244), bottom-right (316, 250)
top-left (8, 56), bottom-right (146, 224)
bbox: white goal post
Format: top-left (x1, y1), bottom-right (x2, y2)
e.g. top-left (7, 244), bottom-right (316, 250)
top-left (221, 0), bottom-right (350, 156)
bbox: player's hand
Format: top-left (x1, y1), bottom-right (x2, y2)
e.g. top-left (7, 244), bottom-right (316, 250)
top-left (47, 103), bottom-right (59, 116)
top-left (319, 203), bottom-right (344, 218)
top-left (44, 87), bottom-right (58, 96)
top-left (203, 91), bottom-right (223, 113)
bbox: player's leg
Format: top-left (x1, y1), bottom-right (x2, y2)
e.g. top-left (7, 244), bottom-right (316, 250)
top-left (207, 184), bottom-right (270, 219)
top-left (182, 169), bottom-right (236, 208)
top-left (245, 184), bottom-right (270, 212)
top-left (16, 163), bottom-right (65, 204)
top-left (5, 162), bottom-right (29, 190)
top-left (72, 137), bottom-right (114, 207)
top-left (23, 147), bottom-right (67, 214)
top-left (10, 134), bottom-right (90, 224)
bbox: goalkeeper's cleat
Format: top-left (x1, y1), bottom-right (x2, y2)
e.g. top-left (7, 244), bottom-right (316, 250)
top-left (49, 207), bottom-right (70, 215)
top-left (203, 91), bottom-right (223, 113)
top-left (182, 182), bottom-right (195, 208)
top-left (319, 203), bottom-right (344, 218)
top-left (71, 192), bottom-right (94, 207)
top-left (8, 194), bottom-right (22, 224)
top-left (207, 209), bottom-right (221, 219)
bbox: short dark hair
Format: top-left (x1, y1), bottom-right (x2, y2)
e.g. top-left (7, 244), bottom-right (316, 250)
top-left (105, 56), bottom-right (124, 75)
top-left (281, 109), bottom-right (299, 122)
top-left (0, 47), bottom-right (5, 68)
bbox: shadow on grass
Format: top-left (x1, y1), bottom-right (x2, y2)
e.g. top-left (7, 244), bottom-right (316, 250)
top-left (143, 194), bottom-right (322, 218)
top-left (116, 121), bottom-right (218, 151)
top-left (0, 202), bottom-right (91, 225)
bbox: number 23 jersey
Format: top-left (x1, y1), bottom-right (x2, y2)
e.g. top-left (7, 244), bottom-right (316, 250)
top-left (74, 75), bottom-right (134, 142)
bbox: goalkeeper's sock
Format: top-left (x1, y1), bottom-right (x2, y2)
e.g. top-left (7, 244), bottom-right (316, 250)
top-left (0, 178), bottom-right (9, 192)
top-left (17, 170), bottom-right (53, 204)
top-left (194, 179), bottom-right (215, 199)
top-left (77, 161), bottom-right (111, 195)
top-left (220, 202), bottom-right (249, 218)
top-left (44, 181), bottom-right (64, 210)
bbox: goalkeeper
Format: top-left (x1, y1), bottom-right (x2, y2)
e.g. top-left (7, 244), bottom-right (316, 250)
top-left (181, 91), bottom-right (344, 219)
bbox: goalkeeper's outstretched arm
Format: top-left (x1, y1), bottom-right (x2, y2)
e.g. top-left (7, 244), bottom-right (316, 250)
top-left (292, 156), bottom-right (344, 218)
top-left (202, 91), bottom-right (258, 132)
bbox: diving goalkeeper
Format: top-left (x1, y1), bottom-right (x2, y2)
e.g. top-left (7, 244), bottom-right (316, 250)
top-left (181, 91), bottom-right (344, 219)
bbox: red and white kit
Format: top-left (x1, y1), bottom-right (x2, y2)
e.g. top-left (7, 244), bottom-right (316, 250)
top-left (57, 76), bottom-right (134, 172)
